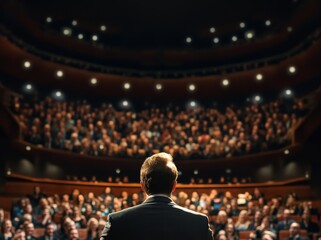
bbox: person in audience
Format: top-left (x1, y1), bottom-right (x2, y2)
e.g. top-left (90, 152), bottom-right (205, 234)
top-left (286, 222), bottom-right (309, 240)
top-left (38, 223), bottom-right (58, 240)
top-left (71, 207), bottom-right (86, 229)
top-left (248, 210), bottom-right (263, 230)
top-left (225, 223), bottom-right (239, 240)
top-left (86, 218), bottom-right (99, 240)
top-left (23, 222), bottom-right (37, 240)
top-left (256, 216), bottom-right (276, 238)
top-left (37, 208), bottom-right (52, 228)
top-left (299, 209), bottom-right (319, 238)
top-left (214, 210), bottom-right (228, 236)
top-left (0, 219), bottom-right (14, 240)
top-left (277, 209), bottom-right (295, 232)
top-left (261, 230), bottom-right (277, 240)
top-left (0, 209), bottom-right (5, 228)
top-left (12, 230), bottom-right (26, 240)
top-left (235, 210), bottom-right (251, 231)
top-left (67, 228), bottom-right (80, 240)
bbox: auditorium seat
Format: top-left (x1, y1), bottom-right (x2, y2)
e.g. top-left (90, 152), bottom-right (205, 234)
top-left (33, 228), bottom-right (45, 238)
top-left (239, 230), bottom-right (252, 240)
top-left (78, 228), bottom-right (88, 240)
top-left (279, 229), bottom-right (308, 240)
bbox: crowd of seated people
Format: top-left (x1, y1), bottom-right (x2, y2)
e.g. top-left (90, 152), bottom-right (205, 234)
top-left (0, 186), bottom-right (320, 240)
top-left (10, 94), bottom-right (308, 160)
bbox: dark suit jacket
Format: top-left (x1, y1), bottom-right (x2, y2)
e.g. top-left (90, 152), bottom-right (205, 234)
top-left (100, 195), bottom-right (213, 240)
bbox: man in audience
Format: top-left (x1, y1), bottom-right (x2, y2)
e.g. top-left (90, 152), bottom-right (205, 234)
top-left (23, 222), bottom-right (37, 240)
top-left (286, 222), bottom-right (309, 240)
top-left (277, 209), bottom-right (295, 231)
top-left (39, 223), bottom-right (58, 240)
top-left (100, 152), bottom-right (213, 240)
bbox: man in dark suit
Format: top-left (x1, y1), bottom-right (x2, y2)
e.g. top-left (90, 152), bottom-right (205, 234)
top-left (285, 222), bottom-right (309, 240)
top-left (277, 209), bottom-right (295, 232)
top-left (100, 152), bottom-right (213, 240)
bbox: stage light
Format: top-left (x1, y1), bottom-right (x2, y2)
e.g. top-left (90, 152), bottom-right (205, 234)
top-left (55, 91), bottom-right (62, 97)
top-left (190, 101), bottom-right (196, 107)
top-left (213, 37), bottom-right (220, 44)
top-left (7, 168), bottom-right (11, 176)
top-left (116, 169), bottom-right (121, 174)
top-left (92, 35), bottom-right (98, 41)
top-left (256, 74), bottom-right (263, 81)
top-left (188, 84), bottom-right (196, 91)
top-left (222, 79), bottom-right (229, 86)
top-left (26, 146), bottom-right (31, 151)
top-left (71, 20), bottom-right (78, 26)
top-left (254, 95), bottom-right (261, 102)
top-left (287, 26), bottom-right (293, 32)
top-left (245, 31), bottom-right (255, 39)
top-left (25, 84), bottom-right (32, 90)
top-left (265, 20), bottom-right (271, 26)
top-left (100, 25), bottom-right (107, 31)
top-left (46, 17), bottom-right (52, 23)
top-left (56, 70), bottom-right (64, 78)
top-left (209, 27), bottom-right (215, 33)
top-left (90, 78), bottom-right (98, 85)
top-left (288, 66), bottom-right (296, 74)
top-left (23, 61), bottom-right (31, 69)
top-left (240, 22), bottom-right (246, 28)
top-left (124, 82), bottom-right (131, 90)
top-left (155, 83), bottom-right (162, 91)
top-left (122, 100), bottom-right (129, 107)
top-left (62, 27), bottom-right (72, 36)
top-left (284, 149), bottom-right (290, 155)
top-left (186, 37), bottom-right (192, 43)
top-left (285, 89), bottom-right (292, 96)
top-left (78, 34), bottom-right (84, 40)
top-left (193, 170), bottom-right (199, 175)
top-left (232, 36), bottom-right (238, 42)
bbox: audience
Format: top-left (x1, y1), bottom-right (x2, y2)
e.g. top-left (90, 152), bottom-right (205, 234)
top-left (11, 95), bottom-right (307, 160)
top-left (1, 185), bottom-right (319, 240)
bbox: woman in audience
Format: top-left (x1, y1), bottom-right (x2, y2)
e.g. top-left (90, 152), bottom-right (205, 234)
top-left (0, 219), bottom-right (14, 240)
top-left (235, 210), bottom-right (251, 231)
top-left (71, 206), bottom-right (86, 229)
top-left (86, 218), bottom-right (99, 240)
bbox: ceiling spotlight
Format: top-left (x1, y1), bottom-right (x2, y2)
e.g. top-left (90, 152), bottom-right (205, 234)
top-left (265, 20), bottom-right (271, 26)
top-left (78, 34), bottom-right (84, 40)
top-left (222, 79), bottom-right (229, 86)
top-left (124, 82), bottom-right (131, 90)
top-left (62, 27), bottom-right (72, 36)
top-left (186, 37), bottom-right (192, 43)
top-left (116, 168), bottom-right (121, 174)
top-left (232, 36), bottom-right (238, 42)
top-left (46, 17), bottom-right (52, 23)
top-left (245, 31), bottom-right (255, 39)
top-left (190, 101), bottom-right (196, 107)
top-left (193, 170), bottom-right (199, 175)
top-left (26, 146), bottom-right (31, 151)
top-left (92, 35), bottom-right (98, 41)
top-left (23, 61), bottom-right (31, 69)
top-left (284, 149), bottom-right (290, 155)
top-left (90, 78), bottom-right (98, 85)
top-left (155, 83), bottom-right (162, 90)
top-left (285, 89), bottom-right (292, 96)
top-left (55, 91), bottom-right (62, 97)
top-left (254, 95), bottom-right (261, 102)
top-left (256, 74), bottom-right (263, 81)
top-left (122, 100), bottom-right (129, 107)
top-left (71, 20), bottom-right (78, 26)
top-left (287, 26), bottom-right (293, 32)
top-left (100, 25), bottom-right (107, 31)
top-left (213, 37), bottom-right (220, 44)
top-left (188, 84), bottom-right (196, 91)
top-left (288, 66), bottom-right (296, 74)
top-left (209, 27), bottom-right (216, 33)
top-left (25, 84), bottom-right (32, 90)
top-left (56, 70), bottom-right (64, 78)
top-left (240, 22), bottom-right (246, 28)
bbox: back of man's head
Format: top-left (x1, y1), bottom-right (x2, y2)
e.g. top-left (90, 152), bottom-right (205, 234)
top-left (140, 152), bottom-right (178, 195)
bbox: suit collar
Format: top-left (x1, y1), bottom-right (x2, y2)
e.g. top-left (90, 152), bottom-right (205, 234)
top-left (144, 195), bottom-right (174, 204)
